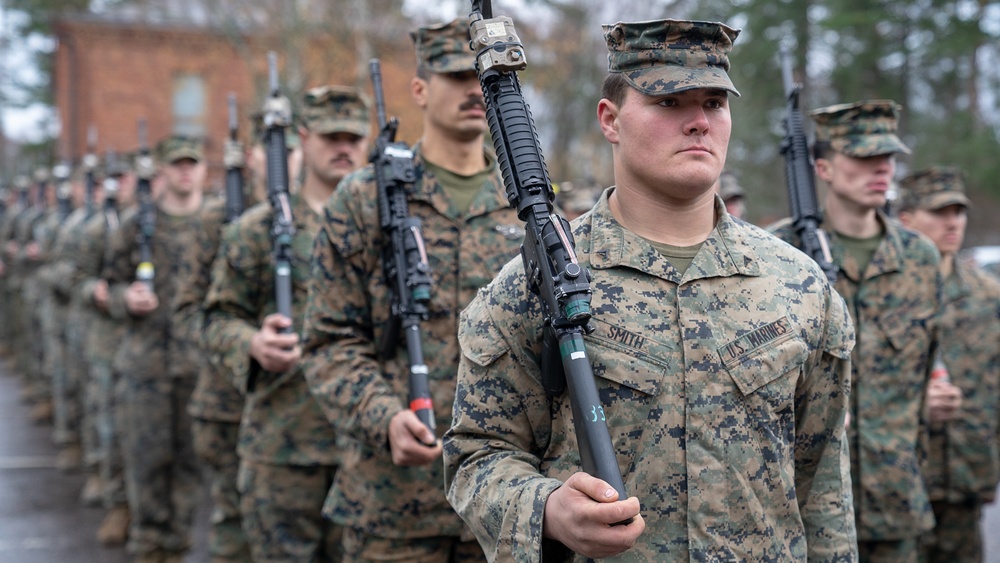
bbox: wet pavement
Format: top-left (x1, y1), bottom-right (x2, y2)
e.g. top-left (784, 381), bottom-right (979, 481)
top-left (0, 357), bottom-right (209, 563)
top-left (0, 354), bottom-right (998, 562)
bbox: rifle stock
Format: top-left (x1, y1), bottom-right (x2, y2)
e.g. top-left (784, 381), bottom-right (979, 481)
top-left (468, 0), bottom-right (629, 508)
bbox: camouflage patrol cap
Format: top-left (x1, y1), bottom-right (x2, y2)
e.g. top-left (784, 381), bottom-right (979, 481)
top-left (898, 166), bottom-right (970, 211)
top-left (104, 152), bottom-right (133, 177)
top-left (299, 85), bottom-right (371, 137)
top-left (810, 100), bottom-right (910, 157)
top-left (556, 181), bottom-right (598, 213)
top-left (718, 171), bottom-right (744, 201)
top-left (410, 17), bottom-right (476, 73)
top-left (603, 19), bottom-right (741, 97)
top-left (156, 135), bottom-right (204, 164)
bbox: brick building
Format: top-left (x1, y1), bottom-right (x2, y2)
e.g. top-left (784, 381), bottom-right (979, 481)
top-left (52, 14), bottom-right (422, 189)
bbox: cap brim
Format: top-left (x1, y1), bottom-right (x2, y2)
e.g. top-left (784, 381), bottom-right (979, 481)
top-left (922, 192), bottom-right (970, 210)
top-left (622, 66), bottom-right (741, 97)
top-left (307, 121), bottom-right (369, 137)
top-left (167, 149), bottom-right (202, 163)
top-left (427, 56), bottom-right (477, 73)
top-left (835, 133), bottom-right (911, 157)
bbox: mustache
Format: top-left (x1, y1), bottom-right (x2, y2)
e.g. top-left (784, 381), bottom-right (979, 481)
top-left (460, 98), bottom-right (486, 112)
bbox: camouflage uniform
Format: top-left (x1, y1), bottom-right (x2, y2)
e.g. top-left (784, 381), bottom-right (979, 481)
top-left (897, 168), bottom-right (1000, 563)
top-left (301, 21), bottom-right (523, 560)
top-left (173, 197), bottom-right (251, 562)
top-left (12, 187), bottom-right (52, 406)
top-left (203, 86), bottom-right (371, 562)
top-left (104, 137), bottom-right (206, 559)
top-left (771, 100), bottom-right (939, 562)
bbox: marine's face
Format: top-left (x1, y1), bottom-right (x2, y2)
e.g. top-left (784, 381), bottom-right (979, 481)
top-left (900, 204), bottom-right (967, 255)
top-left (599, 87), bottom-right (731, 200)
top-left (162, 158), bottom-right (206, 197)
top-left (300, 128), bottom-right (368, 189)
top-left (817, 152), bottom-right (895, 211)
top-left (412, 70), bottom-right (487, 142)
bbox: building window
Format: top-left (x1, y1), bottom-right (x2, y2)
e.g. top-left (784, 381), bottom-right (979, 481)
top-left (173, 74), bottom-right (206, 137)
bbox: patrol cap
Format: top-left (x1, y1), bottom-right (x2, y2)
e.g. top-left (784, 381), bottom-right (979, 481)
top-left (810, 100), bottom-right (910, 157)
top-left (104, 152), bottom-right (133, 177)
top-left (603, 19), bottom-right (741, 97)
top-left (718, 171), bottom-right (744, 201)
top-left (898, 166), bottom-right (970, 211)
top-left (410, 17), bottom-right (476, 73)
top-left (299, 85), bottom-right (371, 137)
top-left (556, 181), bottom-right (598, 213)
top-left (156, 135), bottom-right (204, 164)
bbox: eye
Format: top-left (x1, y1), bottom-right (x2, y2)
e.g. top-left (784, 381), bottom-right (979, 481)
top-left (656, 97), bottom-right (678, 108)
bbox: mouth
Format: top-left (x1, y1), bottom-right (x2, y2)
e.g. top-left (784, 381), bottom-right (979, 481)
top-left (460, 100), bottom-right (487, 115)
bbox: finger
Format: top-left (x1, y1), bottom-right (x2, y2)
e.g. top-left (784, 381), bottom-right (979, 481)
top-left (568, 473), bottom-right (620, 503)
top-left (403, 412), bottom-right (437, 445)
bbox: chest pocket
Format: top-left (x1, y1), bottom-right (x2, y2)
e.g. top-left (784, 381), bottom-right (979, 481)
top-left (876, 307), bottom-right (931, 353)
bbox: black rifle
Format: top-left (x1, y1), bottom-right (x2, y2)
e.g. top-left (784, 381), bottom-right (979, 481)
top-left (134, 118), bottom-right (156, 292)
top-left (369, 58), bottom-right (435, 436)
top-left (53, 162), bottom-right (72, 222)
top-left (779, 43), bottom-right (836, 284)
top-left (101, 163), bottom-right (121, 275)
top-left (84, 126), bottom-right (98, 218)
top-left (34, 167), bottom-right (49, 211)
top-left (252, 51), bottom-right (296, 394)
top-left (224, 93), bottom-right (246, 223)
top-left (468, 0), bottom-right (629, 508)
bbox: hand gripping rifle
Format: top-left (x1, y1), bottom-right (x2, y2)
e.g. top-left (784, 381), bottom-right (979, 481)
top-left (83, 126), bottom-right (98, 219)
top-left (468, 0), bottom-right (629, 508)
top-left (255, 51), bottom-right (296, 394)
top-left (53, 162), bottom-right (72, 222)
top-left (779, 43), bottom-right (836, 284)
top-left (224, 93), bottom-right (246, 223)
top-left (134, 118), bottom-right (157, 292)
top-left (369, 59), bottom-right (435, 436)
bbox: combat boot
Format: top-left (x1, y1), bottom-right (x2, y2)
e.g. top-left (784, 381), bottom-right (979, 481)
top-left (79, 474), bottom-right (104, 506)
top-left (29, 399), bottom-right (53, 424)
top-left (96, 505), bottom-right (130, 545)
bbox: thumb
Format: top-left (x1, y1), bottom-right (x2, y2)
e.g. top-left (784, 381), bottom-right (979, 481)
top-left (571, 472), bottom-right (619, 503)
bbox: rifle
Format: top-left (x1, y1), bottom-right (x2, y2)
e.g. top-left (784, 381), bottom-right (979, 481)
top-left (369, 58), bottom-right (435, 436)
top-left (779, 42), bottom-right (836, 284)
top-left (254, 51), bottom-right (295, 392)
top-left (83, 126), bottom-right (98, 218)
top-left (224, 93), bottom-right (246, 223)
top-left (468, 0), bottom-right (629, 508)
top-left (53, 162), bottom-right (72, 222)
top-left (134, 118), bottom-right (157, 292)
top-left (101, 159), bottom-right (121, 275)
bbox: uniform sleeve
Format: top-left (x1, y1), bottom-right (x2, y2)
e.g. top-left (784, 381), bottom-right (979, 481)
top-left (203, 220), bottom-right (263, 394)
top-left (794, 283), bottom-right (858, 562)
top-left (301, 183), bottom-right (404, 452)
top-left (171, 209), bottom-right (220, 347)
top-left (443, 280), bottom-right (566, 562)
top-left (103, 213), bottom-right (137, 321)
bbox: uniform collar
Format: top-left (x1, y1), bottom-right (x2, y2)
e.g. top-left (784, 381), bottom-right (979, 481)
top-left (586, 189), bottom-right (762, 284)
top-left (410, 142), bottom-right (510, 220)
top-left (830, 210), bottom-right (905, 281)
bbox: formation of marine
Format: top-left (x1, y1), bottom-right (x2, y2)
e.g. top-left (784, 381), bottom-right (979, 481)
top-left (0, 7), bottom-right (996, 563)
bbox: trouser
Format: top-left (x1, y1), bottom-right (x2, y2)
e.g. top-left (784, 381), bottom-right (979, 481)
top-left (191, 418), bottom-right (249, 561)
top-left (238, 460), bottom-right (341, 562)
top-left (93, 361), bottom-right (126, 508)
top-left (41, 299), bottom-right (73, 445)
top-left (69, 320), bottom-right (98, 471)
top-left (340, 529), bottom-right (486, 563)
top-left (920, 499), bottom-right (983, 563)
top-left (117, 374), bottom-right (201, 556)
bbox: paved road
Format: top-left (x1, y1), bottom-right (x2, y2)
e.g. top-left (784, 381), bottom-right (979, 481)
top-left (0, 355), bottom-right (998, 561)
top-left (0, 357), bottom-right (209, 563)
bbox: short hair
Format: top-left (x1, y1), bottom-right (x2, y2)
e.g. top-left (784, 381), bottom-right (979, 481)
top-left (601, 73), bottom-right (631, 108)
top-left (813, 139), bottom-right (833, 162)
top-left (416, 63), bottom-right (430, 81)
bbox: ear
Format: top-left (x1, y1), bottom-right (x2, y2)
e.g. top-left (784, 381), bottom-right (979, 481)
top-left (597, 98), bottom-right (621, 145)
top-left (411, 76), bottom-right (428, 109)
top-left (814, 157), bottom-right (834, 183)
top-left (897, 210), bottom-right (913, 227)
top-left (297, 125), bottom-right (310, 145)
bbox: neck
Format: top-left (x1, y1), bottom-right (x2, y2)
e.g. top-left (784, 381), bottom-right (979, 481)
top-left (608, 183), bottom-right (717, 246)
top-left (419, 129), bottom-right (486, 175)
top-left (940, 253), bottom-right (955, 278)
top-left (158, 188), bottom-right (202, 216)
top-left (300, 174), bottom-right (335, 215)
top-left (824, 189), bottom-right (881, 238)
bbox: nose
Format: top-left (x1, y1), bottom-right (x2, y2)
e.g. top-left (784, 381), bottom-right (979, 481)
top-left (684, 106), bottom-right (709, 135)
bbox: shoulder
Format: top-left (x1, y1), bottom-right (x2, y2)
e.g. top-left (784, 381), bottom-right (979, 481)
top-left (960, 261), bottom-right (1000, 298)
top-left (888, 220), bottom-right (941, 265)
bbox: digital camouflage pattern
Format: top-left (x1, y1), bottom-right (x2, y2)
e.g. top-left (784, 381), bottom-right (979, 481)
top-left (771, 213), bottom-right (940, 541)
top-left (190, 418), bottom-right (248, 561)
top-left (920, 260), bottom-right (1000, 562)
top-left (810, 100), bottom-right (911, 157)
top-left (301, 144), bottom-right (522, 539)
top-left (445, 192), bottom-right (857, 562)
top-left (203, 191), bottom-right (340, 561)
top-left (204, 192), bottom-right (339, 466)
top-left (410, 17), bottom-right (476, 73)
top-left (897, 166), bottom-right (971, 212)
top-left (156, 135), bottom-right (204, 164)
top-left (299, 85), bottom-right (372, 137)
top-left (604, 19), bottom-right (740, 97)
